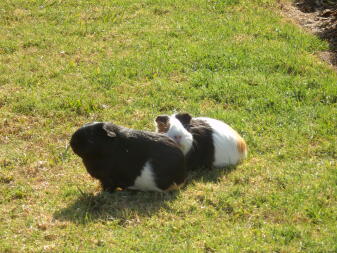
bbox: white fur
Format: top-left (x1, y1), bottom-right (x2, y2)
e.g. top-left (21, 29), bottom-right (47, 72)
top-left (128, 161), bottom-right (163, 192)
top-left (83, 121), bottom-right (100, 127)
top-left (197, 117), bottom-right (247, 167)
top-left (160, 114), bottom-right (247, 167)
top-left (166, 116), bottom-right (193, 155)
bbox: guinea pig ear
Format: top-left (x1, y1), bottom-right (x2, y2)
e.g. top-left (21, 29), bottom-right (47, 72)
top-left (155, 115), bottom-right (169, 125)
top-left (103, 124), bottom-right (116, 138)
top-left (175, 113), bottom-right (192, 126)
top-left (155, 115), bottom-right (170, 133)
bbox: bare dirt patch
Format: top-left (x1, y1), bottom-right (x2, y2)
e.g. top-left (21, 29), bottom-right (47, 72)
top-left (280, 0), bottom-right (337, 68)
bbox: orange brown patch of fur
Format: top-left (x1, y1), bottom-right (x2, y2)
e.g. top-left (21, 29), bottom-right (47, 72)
top-left (236, 137), bottom-right (247, 155)
top-left (156, 122), bottom-right (170, 133)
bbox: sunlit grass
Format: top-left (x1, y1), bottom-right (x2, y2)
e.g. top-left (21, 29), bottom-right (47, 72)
top-left (0, 0), bottom-right (336, 252)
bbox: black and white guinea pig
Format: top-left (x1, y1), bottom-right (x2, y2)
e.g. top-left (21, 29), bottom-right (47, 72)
top-left (70, 122), bottom-right (187, 192)
top-left (155, 113), bottom-right (247, 170)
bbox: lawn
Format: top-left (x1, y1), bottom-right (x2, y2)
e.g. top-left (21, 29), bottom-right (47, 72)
top-left (0, 0), bottom-right (336, 252)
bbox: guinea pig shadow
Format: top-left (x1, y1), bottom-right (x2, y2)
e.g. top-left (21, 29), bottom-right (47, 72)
top-left (53, 189), bottom-right (179, 225)
top-left (187, 165), bottom-right (237, 184)
top-left (53, 166), bottom-right (237, 224)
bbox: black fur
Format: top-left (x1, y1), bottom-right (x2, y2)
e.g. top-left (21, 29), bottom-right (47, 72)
top-left (155, 115), bottom-right (169, 124)
top-left (175, 114), bottom-right (215, 170)
top-left (70, 122), bottom-right (187, 192)
top-left (175, 113), bottom-right (192, 126)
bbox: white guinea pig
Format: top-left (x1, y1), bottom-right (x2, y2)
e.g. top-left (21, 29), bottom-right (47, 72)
top-left (155, 113), bottom-right (247, 170)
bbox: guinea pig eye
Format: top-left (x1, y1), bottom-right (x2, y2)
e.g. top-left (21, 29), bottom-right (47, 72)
top-left (174, 135), bottom-right (181, 141)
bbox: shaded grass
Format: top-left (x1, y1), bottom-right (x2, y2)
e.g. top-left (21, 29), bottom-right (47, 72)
top-left (0, 0), bottom-right (336, 252)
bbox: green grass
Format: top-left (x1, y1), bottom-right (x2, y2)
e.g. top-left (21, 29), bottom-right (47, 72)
top-left (1, 0), bottom-right (336, 251)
